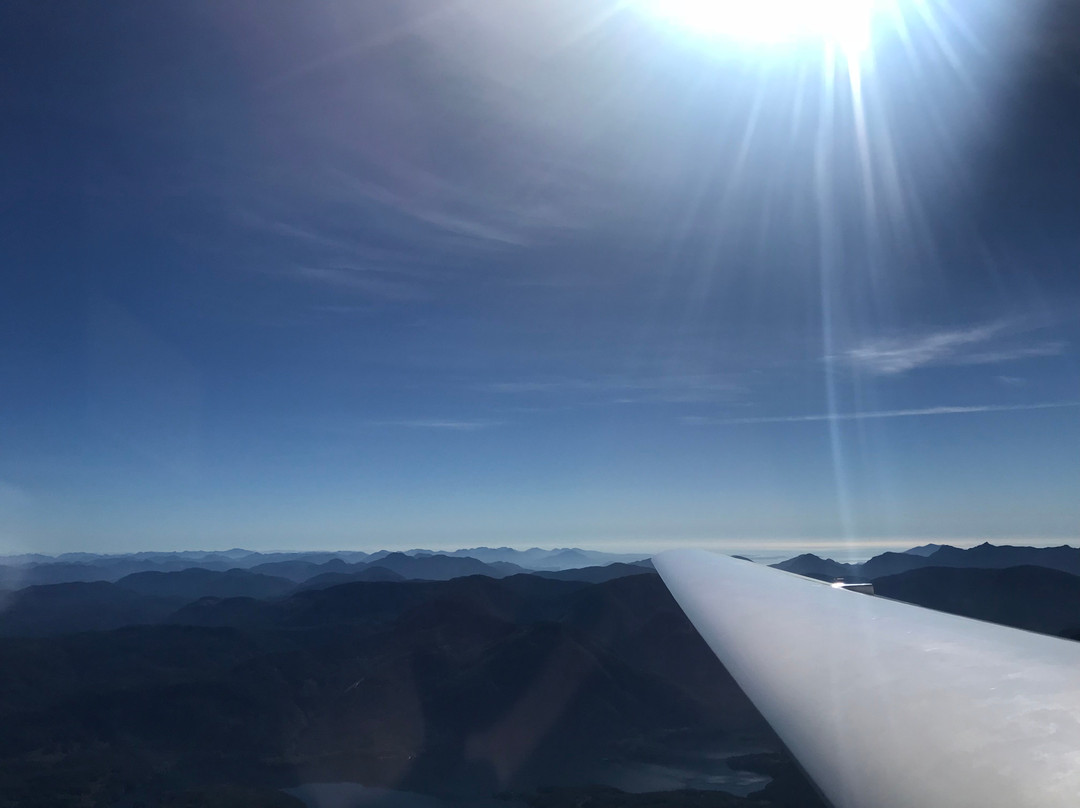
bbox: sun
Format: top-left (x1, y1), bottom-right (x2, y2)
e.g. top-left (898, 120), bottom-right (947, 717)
top-left (641, 0), bottom-right (879, 53)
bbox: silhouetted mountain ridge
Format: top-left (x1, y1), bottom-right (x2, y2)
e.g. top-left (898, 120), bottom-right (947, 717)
top-left (532, 562), bottom-right (656, 583)
top-left (871, 565), bottom-right (1080, 639)
top-left (116, 568), bottom-right (295, 600)
top-left (773, 542), bottom-right (1080, 580)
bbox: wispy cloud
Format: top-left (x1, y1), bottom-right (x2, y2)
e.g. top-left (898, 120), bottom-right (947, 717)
top-left (330, 173), bottom-right (542, 247)
top-left (843, 321), bottom-right (1065, 375)
top-left (368, 419), bottom-right (501, 431)
top-left (958, 344), bottom-right (1066, 364)
top-left (483, 374), bottom-right (744, 405)
top-left (230, 209), bottom-right (439, 302)
top-left (684, 401), bottom-right (1080, 426)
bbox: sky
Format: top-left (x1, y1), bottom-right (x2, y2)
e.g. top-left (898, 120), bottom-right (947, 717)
top-left (2, 0), bottom-right (1079, 555)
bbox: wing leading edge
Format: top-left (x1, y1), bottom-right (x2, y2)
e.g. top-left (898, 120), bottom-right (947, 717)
top-left (654, 549), bottom-right (1080, 808)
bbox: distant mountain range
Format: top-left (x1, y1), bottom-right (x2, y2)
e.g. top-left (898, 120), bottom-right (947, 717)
top-left (772, 541), bottom-right (1080, 641)
top-left (0, 547), bottom-right (651, 590)
top-left (772, 542), bottom-right (1080, 581)
top-left (4, 539), bottom-right (1080, 806)
top-left (0, 561), bottom-right (658, 638)
top-left (0, 568), bottom-right (798, 807)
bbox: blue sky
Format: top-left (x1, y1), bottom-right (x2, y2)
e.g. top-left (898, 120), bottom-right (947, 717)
top-left (2, 0), bottom-right (1079, 554)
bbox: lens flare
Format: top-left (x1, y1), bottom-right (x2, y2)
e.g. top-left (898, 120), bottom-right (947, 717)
top-left (643, 0), bottom-right (879, 53)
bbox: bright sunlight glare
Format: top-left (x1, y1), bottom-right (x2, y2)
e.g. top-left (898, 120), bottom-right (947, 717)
top-left (643, 0), bottom-right (880, 52)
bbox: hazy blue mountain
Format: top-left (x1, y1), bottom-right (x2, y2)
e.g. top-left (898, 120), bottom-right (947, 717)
top-left (442, 546), bottom-right (556, 565)
top-left (429, 547), bottom-right (652, 570)
top-left (925, 542), bottom-right (1080, 575)
top-left (904, 543), bottom-right (948, 557)
top-left (247, 558), bottom-right (354, 582)
top-left (770, 554), bottom-right (853, 581)
top-left (297, 566), bottom-right (407, 590)
top-left (0, 582), bottom-right (184, 636)
top-left (176, 575), bottom-right (548, 630)
top-left (228, 550), bottom-right (374, 568)
top-left (0, 557), bottom-right (244, 587)
top-left (115, 568), bottom-right (295, 600)
top-left (0, 553), bottom-right (373, 589)
top-left (0, 553), bottom-right (65, 566)
top-left (0, 562), bottom-right (118, 588)
top-left (0, 548), bottom-right (648, 590)
top-left (54, 552), bottom-right (113, 563)
top-left (368, 552), bottom-right (528, 580)
top-left (773, 551), bottom-right (924, 580)
top-left (531, 549), bottom-right (596, 570)
top-left (0, 569), bottom-right (307, 637)
top-left (859, 551), bottom-right (934, 578)
top-left (533, 563), bottom-right (658, 584)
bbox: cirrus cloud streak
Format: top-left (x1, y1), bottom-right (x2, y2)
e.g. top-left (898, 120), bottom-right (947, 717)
top-left (684, 400), bottom-right (1080, 426)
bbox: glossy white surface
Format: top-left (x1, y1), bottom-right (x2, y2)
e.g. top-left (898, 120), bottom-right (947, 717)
top-left (655, 550), bottom-right (1080, 808)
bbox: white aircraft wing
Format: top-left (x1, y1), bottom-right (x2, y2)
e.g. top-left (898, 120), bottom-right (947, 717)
top-left (654, 549), bottom-right (1080, 808)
